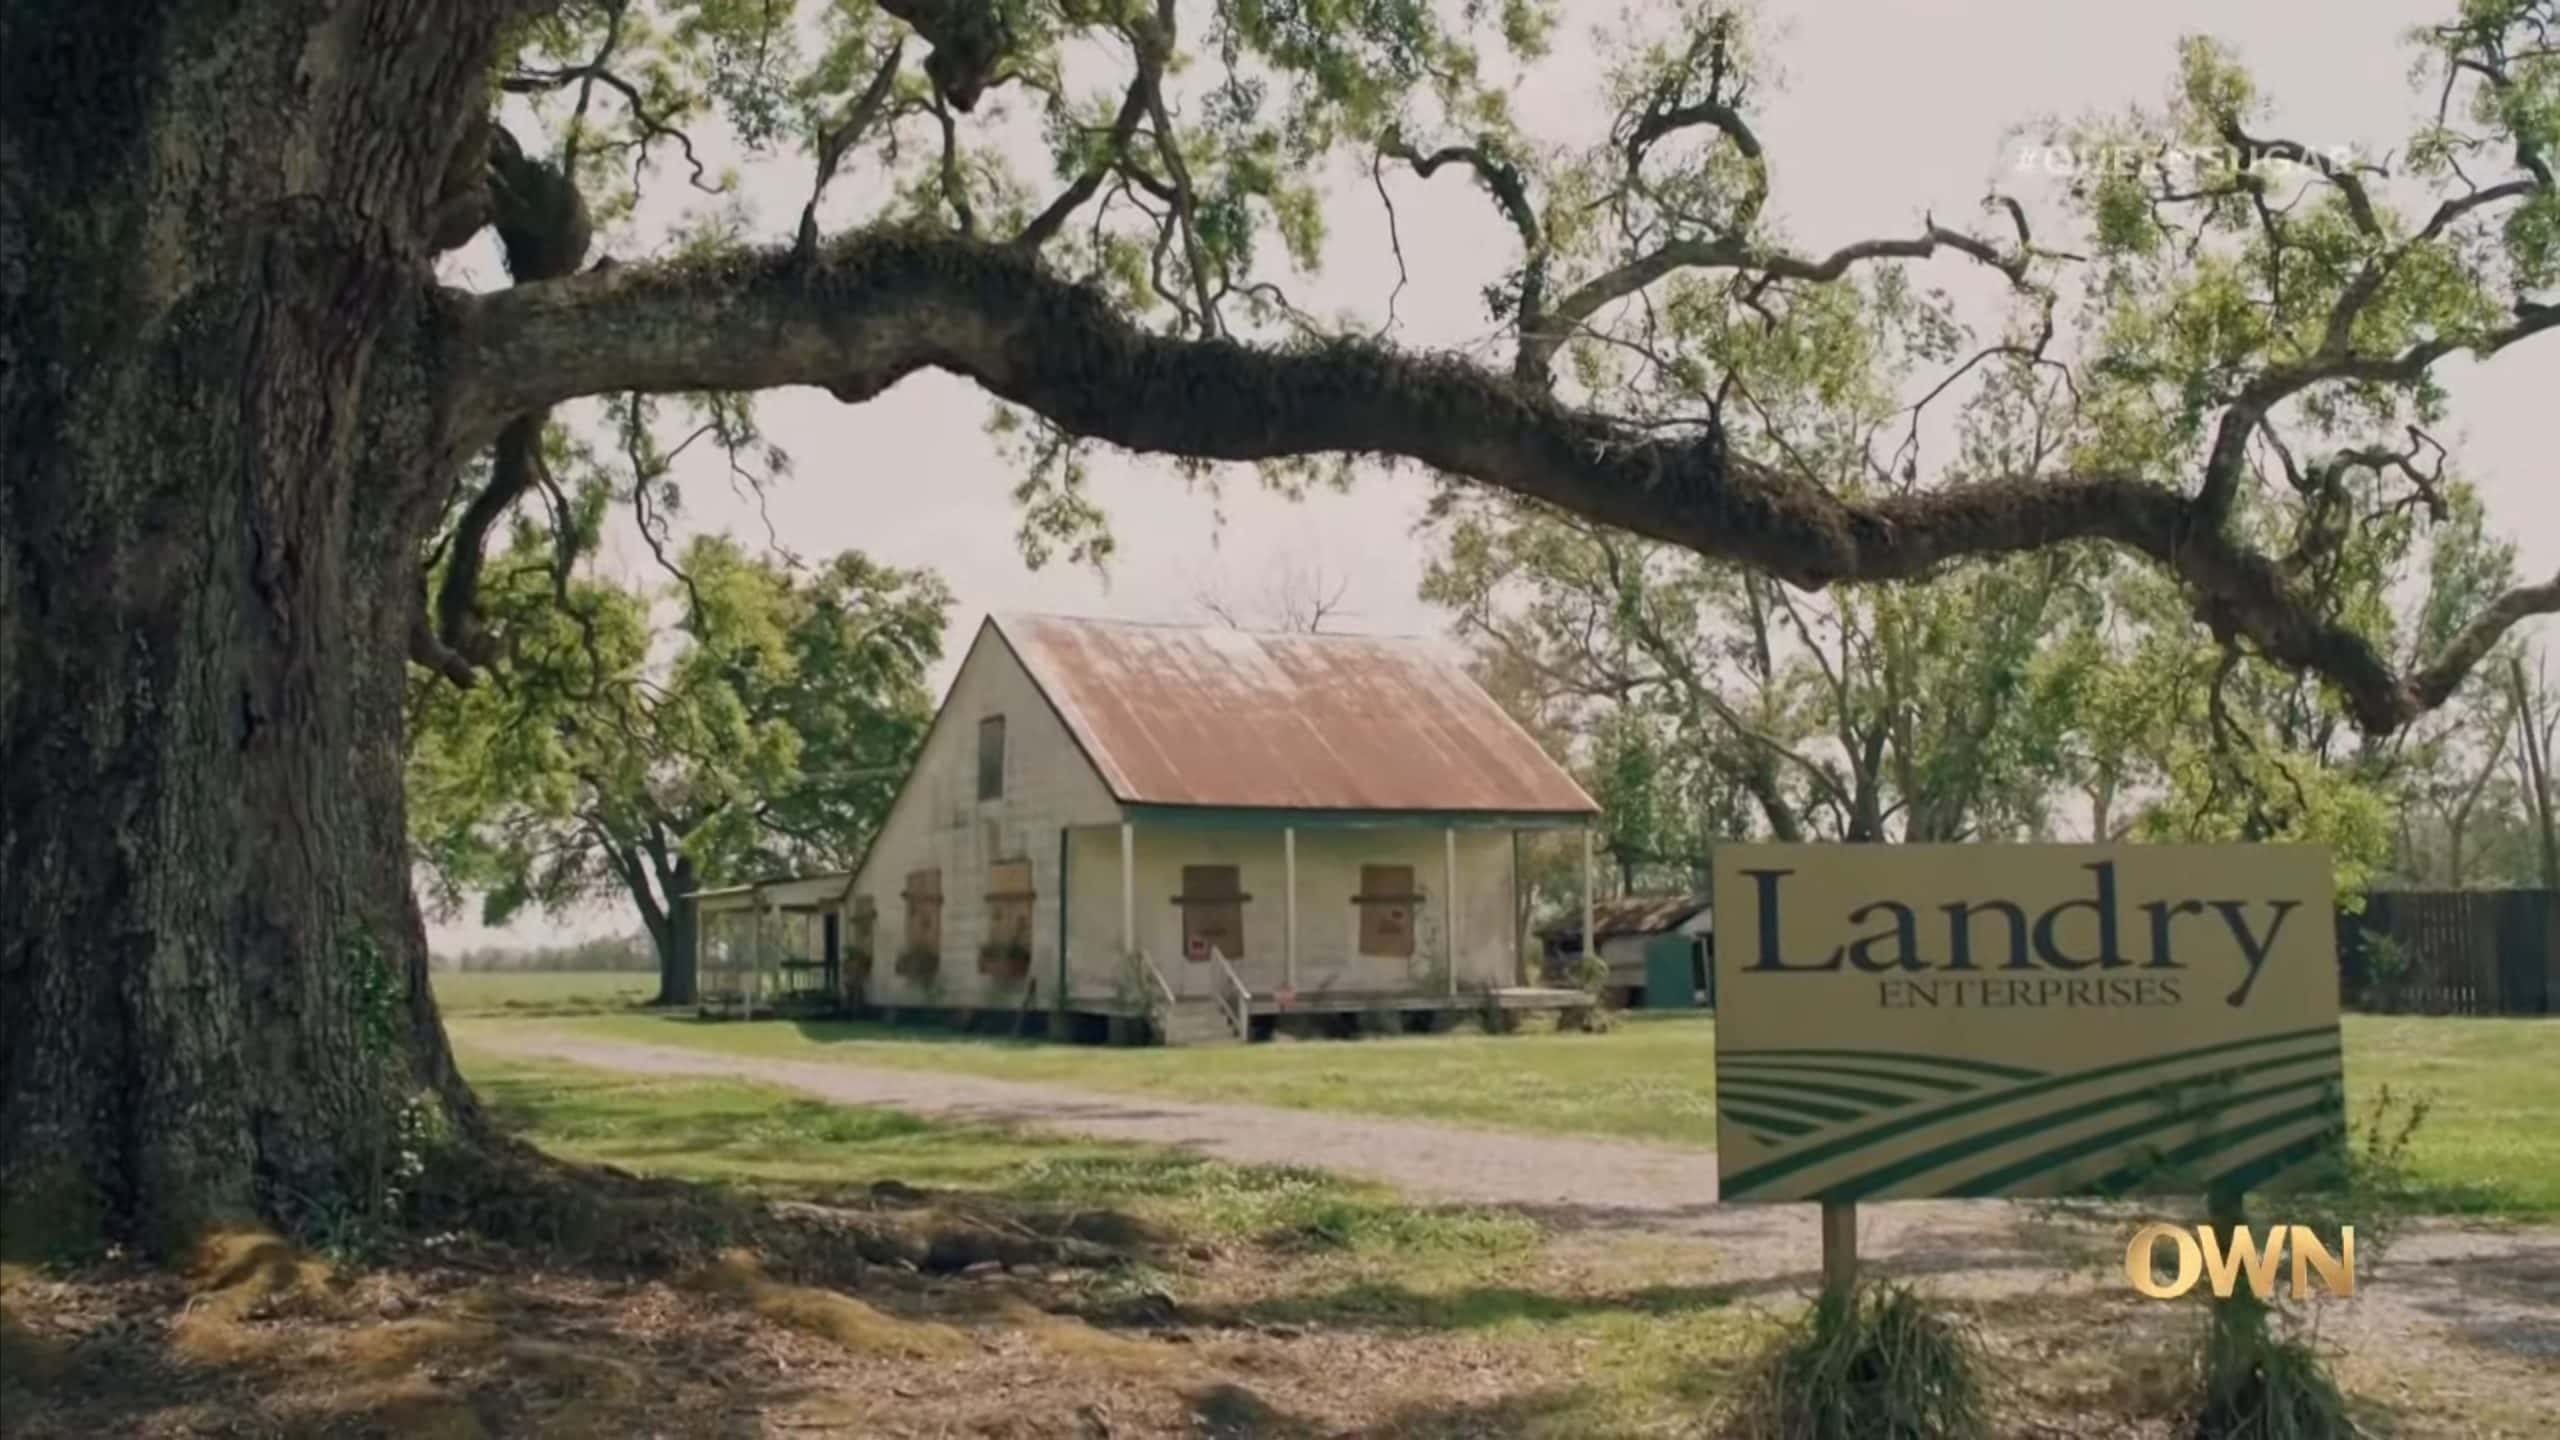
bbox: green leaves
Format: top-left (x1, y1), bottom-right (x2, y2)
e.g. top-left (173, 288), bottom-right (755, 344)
top-left (406, 533), bottom-right (947, 946)
top-left (441, 1), bottom-right (2551, 902)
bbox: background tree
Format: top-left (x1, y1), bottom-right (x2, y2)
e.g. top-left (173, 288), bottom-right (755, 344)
top-left (434, 933), bottom-right (659, 973)
top-left (1193, 553), bottom-right (1357, 634)
top-left (4, 0), bottom-right (2553, 1246)
top-left (408, 534), bottom-right (945, 1004)
top-left (1420, 274), bottom-right (2097, 858)
top-left (2511, 649), bottom-right (2560, 890)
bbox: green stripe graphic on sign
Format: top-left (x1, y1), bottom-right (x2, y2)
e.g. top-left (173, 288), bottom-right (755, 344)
top-left (1723, 1108), bottom-right (1818, 1142)
top-left (2196, 1123), bottom-right (2349, 1196)
top-left (1714, 1058), bottom-right (1979, 1094)
top-left (1715, 1075), bottom-right (1921, 1109)
top-left (1939, 1072), bottom-right (2344, 1199)
top-left (1718, 1048), bottom-right (2045, 1082)
top-left (1714, 1087), bottom-right (1874, 1124)
top-left (2086, 1097), bottom-right (2347, 1195)
top-left (1794, 1043), bottom-right (2341, 1201)
top-left (1719, 1025), bottom-right (2339, 1201)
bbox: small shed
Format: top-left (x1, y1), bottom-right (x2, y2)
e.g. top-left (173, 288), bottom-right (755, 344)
top-left (1538, 894), bottom-right (1713, 1006)
top-left (691, 869), bottom-right (854, 1017)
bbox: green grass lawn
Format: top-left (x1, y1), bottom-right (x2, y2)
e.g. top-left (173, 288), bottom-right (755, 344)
top-left (450, 1024), bottom-right (2560, 1424)
top-left (530, 1009), bottom-right (1721, 1140)
top-left (2332, 1016), bottom-right (2560, 1216)
top-left (456, 1050), bottom-right (1536, 1260)
top-left (447, 1047), bottom-right (1770, 1435)
top-left (432, 968), bottom-right (658, 1016)
top-left (499, 1009), bottom-right (2560, 1218)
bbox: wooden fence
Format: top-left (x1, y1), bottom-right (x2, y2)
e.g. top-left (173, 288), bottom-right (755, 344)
top-left (2337, 889), bottom-right (2559, 1015)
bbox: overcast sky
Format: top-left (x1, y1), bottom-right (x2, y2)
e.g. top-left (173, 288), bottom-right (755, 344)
top-left (427, 0), bottom-right (2554, 954)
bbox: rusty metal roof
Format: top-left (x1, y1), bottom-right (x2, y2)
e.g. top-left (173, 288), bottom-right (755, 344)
top-left (1537, 894), bottom-right (1712, 941)
top-left (993, 614), bottom-right (1598, 816)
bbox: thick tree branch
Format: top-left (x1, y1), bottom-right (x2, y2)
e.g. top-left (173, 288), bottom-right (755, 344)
top-left (420, 120), bottom-right (597, 682)
top-left (1380, 135), bottom-right (1546, 378)
top-left (879, 0), bottom-right (1009, 113)
top-left (1531, 221), bottom-right (2027, 385)
top-left (453, 229), bottom-right (2557, 733)
top-left (1014, 62), bottom-right (1153, 252)
top-left (798, 38), bottom-right (907, 259)
top-left (2196, 300), bottom-right (2557, 520)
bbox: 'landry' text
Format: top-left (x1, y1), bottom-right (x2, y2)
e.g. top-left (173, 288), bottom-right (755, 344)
top-left (1741, 862), bottom-right (2297, 1008)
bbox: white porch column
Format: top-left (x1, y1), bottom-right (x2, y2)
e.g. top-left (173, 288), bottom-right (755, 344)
top-left (1120, 821), bottom-right (1137, 966)
top-left (1283, 826), bottom-right (1299, 990)
top-left (1444, 827), bottom-right (1460, 995)
top-left (1582, 828), bottom-right (1596, 983)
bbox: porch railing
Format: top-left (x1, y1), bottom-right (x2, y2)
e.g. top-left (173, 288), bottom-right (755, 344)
top-left (1209, 947), bottom-right (1252, 1040)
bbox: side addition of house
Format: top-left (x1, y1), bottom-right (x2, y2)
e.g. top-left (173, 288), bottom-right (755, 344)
top-left (697, 612), bottom-right (1605, 1044)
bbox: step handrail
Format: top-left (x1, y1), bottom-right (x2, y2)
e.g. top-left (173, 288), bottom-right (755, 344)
top-left (1133, 948), bottom-right (1178, 1020)
top-left (1208, 947), bottom-right (1251, 1039)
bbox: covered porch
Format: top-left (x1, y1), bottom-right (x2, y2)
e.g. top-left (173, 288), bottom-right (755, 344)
top-left (690, 870), bottom-right (852, 1019)
top-left (1063, 805), bottom-right (1607, 1041)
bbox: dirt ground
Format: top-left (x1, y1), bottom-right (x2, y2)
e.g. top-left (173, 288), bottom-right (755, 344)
top-left (6, 1027), bottom-right (2553, 1438)
top-left (468, 1027), bottom-right (2560, 1376)
top-left (21, 1212), bottom-right (2521, 1440)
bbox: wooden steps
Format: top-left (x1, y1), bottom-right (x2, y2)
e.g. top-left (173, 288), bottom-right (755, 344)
top-left (1158, 998), bottom-right (1243, 1047)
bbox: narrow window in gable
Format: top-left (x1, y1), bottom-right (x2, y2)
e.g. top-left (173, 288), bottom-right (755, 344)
top-left (977, 715), bottom-right (1006, 801)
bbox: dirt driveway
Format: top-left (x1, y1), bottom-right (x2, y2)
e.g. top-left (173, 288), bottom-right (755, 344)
top-left (467, 1025), bottom-right (2560, 1388)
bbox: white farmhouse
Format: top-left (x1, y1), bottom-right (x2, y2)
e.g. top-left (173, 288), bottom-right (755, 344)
top-left (688, 613), bottom-right (1605, 1044)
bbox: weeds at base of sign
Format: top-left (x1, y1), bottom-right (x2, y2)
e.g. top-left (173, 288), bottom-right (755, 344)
top-left (2184, 1306), bottom-right (2357, 1440)
top-left (2002, 1089), bottom-right (2439, 1439)
top-left (1720, 1281), bottom-right (1991, 1440)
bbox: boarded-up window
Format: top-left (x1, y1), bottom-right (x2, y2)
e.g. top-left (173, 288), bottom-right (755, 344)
top-left (983, 860), bottom-right (1035, 970)
top-left (902, 868), bottom-right (943, 958)
top-left (977, 715), bottom-right (1006, 801)
top-left (1355, 864), bottom-right (1421, 958)
top-left (1176, 865), bottom-right (1247, 960)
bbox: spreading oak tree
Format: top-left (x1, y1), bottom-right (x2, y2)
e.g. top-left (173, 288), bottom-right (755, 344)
top-left (3, 0), bottom-right (2554, 1249)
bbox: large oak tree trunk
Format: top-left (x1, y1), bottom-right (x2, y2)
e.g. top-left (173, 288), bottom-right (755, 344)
top-left (659, 866), bottom-right (702, 1009)
top-left (1, 0), bottom-right (501, 1253)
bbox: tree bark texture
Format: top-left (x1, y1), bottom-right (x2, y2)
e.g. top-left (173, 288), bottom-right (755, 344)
top-left (1, 0), bottom-right (505, 1252)
top-left (657, 890), bottom-right (700, 1009)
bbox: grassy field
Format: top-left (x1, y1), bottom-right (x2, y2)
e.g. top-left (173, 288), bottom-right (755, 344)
top-left (431, 968), bottom-right (657, 1016)
top-left (464, 1053), bottom-right (1537, 1257)
top-left (431, 1047), bottom-right (2545, 1437)
top-left (448, 1049), bottom-right (1770, 1437)
top-left (536, 1009), bottom-right (1721, 1139)
top-left (490, 1006), bottom-right (2560, 1217)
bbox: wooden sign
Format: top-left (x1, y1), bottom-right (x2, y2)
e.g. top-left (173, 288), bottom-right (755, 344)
top-left (1711, 844), bottom-right (2344, 1204)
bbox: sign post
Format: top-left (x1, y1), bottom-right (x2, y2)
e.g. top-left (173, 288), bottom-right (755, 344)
top-left (1710, 844), bottom-right (2344, 1290)
top-left (1820, 1201), bottom-right (1857, 1299)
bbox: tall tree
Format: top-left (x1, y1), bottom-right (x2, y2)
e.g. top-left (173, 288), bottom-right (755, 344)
top-left (4, 0), bottom-right (2554, 1247)
top-left (1421, 265), bottom-right (2096, 855)
top-left (2511, 650), bottom-right (2560, 891)
top-left (407, 536), bottom-right (945, 1004)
